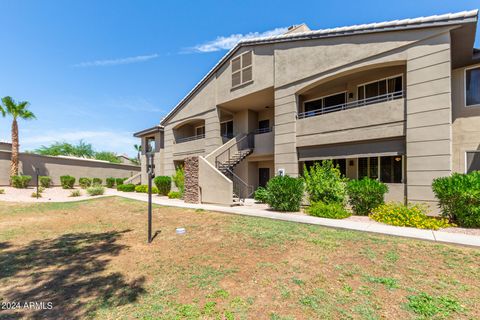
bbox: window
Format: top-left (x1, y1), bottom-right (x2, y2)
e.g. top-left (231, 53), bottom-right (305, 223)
top-left (145, 137), bottom-right (155, 153)
top-left (358, 156), bottom-right (403, 183)
top-left (232, 51), bottom-right (253, 87)
top-left (220, 120), bottom-right (234, 138)
top-left (357, 75), bottom-right (403, 101)
top-left (466, 151), bottom-right (480, 173)
top-left (195, 126), bottom-right (205, 136)
top-left (304, 92), bottom-right (347, 115)
top-left (465, 66), bottom-right (480, 106)
top-left (257, 119), bottom-right (271, 134)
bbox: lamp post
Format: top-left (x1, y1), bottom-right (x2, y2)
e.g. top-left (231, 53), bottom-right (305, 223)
top-left (35, 167), bottom-right (40, 199)
top-left (146, 152), bottom-right (155, 243)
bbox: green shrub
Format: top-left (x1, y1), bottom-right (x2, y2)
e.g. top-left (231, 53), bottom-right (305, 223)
top-left (87, 185), bottom-right (105, 196)
top-left (92, 178), bottom-right (103, 186)
top-left (60, 175), bottom-right (75, 189)
top-left (303, 160), bottom-right (347, 205)
top-left (79, 177), bottom-right (92, 189)
top-left (106, 177), bottom-right (116, 188)
top-left (39, 176), bottom-right (52, 188)
top-left (254, 187), bottom-right (269, 203)
top-left (307, 201), bottom-right (351, 219)
top-left (115, 178), bottom-right (127, 186)
top-left (346, 178), bottom-right (389, 215)
top-left (370, 202), bottom-right (453, 230)
top-left (265, 175), bottom-right (304, 212)
top-left (432, 171), bottom-right (480, 228)
top-left (167, 191), bottom-right (182, 199)
top-left (0, 188), bottom-right (5, 194)
top-left (31, 191), bottom-right (42, 198)
top-left (117, 183), bottom-right (135, 192)
top-left (154, 176), bottom-right (172, 195)
top-left (172, 167), bottom-right (185, 195)
top-left (135, 185), bottom-right (159, 194)
top-left (11, 175), bottom-right (32, 188)
top-left (70, 190), bottom-right (81, 197)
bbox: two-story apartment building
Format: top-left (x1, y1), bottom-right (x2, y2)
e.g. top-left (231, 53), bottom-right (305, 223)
top-left (134, 10), bottom-right (480, 208)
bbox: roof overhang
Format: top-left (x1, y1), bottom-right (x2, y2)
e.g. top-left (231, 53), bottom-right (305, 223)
top-left (160, 9), bottom-right (479, 124)
top-left (133, 125), bottom-right (163, 138)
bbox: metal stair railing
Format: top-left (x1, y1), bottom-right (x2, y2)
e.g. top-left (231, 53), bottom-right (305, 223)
top-left (215, 133), bottom-right (254, 172)
top-left (223, 168), bottom-right (254, 202)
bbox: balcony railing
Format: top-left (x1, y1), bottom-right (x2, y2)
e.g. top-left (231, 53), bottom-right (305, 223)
top-left (298, 90), bottom-right (405, 119)
top-left (175, 134), bottom-right (205, 144)
top-left (253, 127), bottom-right (272, 134)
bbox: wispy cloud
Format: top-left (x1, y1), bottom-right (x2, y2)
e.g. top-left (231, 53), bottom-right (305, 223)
top-left (189, 27), bottom-right (288, 53)
top-left (73, 53), bottom-right (159, 67)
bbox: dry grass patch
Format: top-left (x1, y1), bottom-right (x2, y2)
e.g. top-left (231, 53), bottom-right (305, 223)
top-left (0, 197), bottom-right (479, 319)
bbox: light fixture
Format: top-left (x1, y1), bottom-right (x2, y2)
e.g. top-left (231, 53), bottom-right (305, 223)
top-left (394, 157), bottom-right (401, 162)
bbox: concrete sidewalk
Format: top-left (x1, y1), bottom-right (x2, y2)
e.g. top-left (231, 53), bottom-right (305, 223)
top-left (108, 190), bottom-right (480, 248)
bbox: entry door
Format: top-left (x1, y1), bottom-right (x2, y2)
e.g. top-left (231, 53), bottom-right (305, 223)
top-left (259, 168), bottom-right (270, 188)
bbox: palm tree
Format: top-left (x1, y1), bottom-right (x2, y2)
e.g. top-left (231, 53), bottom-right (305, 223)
top-left (0, 96), bottom-right (36, 181)
top-left (134, 144), bottom-right (142, 163)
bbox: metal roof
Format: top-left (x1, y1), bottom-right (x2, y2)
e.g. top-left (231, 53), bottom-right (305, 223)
top-left (161, 9), bottom-right (478, 124)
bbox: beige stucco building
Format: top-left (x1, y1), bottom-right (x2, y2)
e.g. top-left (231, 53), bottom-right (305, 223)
top-left (135, 10), bottom-right (480, 207)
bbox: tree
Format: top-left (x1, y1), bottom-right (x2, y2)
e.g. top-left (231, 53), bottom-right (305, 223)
top-left (134, 144), bottom-right (142, 163)
top-left (94, 151), bottom-right (121, 163)
top-left (0, 96), bottom-right (36, 181)
top-left (35, 140), bottom-right (94, 158)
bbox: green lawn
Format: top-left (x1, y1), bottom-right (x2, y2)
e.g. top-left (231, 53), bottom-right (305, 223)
top-left (0, 197), bottom-right (479, 319)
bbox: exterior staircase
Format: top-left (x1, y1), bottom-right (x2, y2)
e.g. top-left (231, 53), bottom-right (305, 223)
top-left (213, 133), bottom-right (255, 202)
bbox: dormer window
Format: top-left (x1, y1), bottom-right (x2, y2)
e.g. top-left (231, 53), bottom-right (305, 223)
top-left (232, 51), bottom-right (252, 87)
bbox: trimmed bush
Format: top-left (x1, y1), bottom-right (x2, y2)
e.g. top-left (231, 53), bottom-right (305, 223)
top-left (303, 160), bottom-right (347, 205)
top-left (87, 185), bottom-right (105, 196)
top-left (254, 187), bottom-right (269, 203)
top-left (92, 178), bottom-right (103, 186)
top-left (135, 184), bottom-right (159, 193)
top-left (115, 178), bottom-right (127, 186)
top-left (347, 178), bottom-right (389, 216)
top-left (0, 189), bottom-right (5, 194)
top-left (79, 177), bottom-right (92, 189)
top-left (11, 175), bottom-right (32, 188)
top-left (106, 177), bottom-right (116, 188)
top-left (154, 176), bottom-right (172, 196)
top-left (265, 175), bottom-right (304, 212)
top-left (60, 175), bottom-right (75, 189)
top-left (307, 201), bottom-right (351, 219)
top-left (172, 167), bottom-right (185, 195)
top-left (39, 176), bottom-right (52, 188)
top-left (70, 190), bottom-right (81, 197)
top-left (168, 191), bottom-right (182, 199)
top-left (31, 191), bottom-right (42, 198)
top-left (432, 171), bottom-right (480, 228)
top-left (370, 202), bottom-right (453, 230)
top-left (117, 183), bottom-right (135, 192)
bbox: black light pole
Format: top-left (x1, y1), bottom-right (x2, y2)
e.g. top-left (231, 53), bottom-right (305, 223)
top-left (147, 152), bottom-right (155, 243)
top-left (35, 167), bottom-right (40, 199)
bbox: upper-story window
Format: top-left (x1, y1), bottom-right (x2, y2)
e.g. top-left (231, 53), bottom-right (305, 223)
top-left (465, 66), bottom-right (480, 106)
top-left (232, 51), bottom-right (253, 87)
top-left (357, 75), bottom-right (403, 101)
top-left (145, 137), bottom-right (156, 153)
top-left (195, 126), bottom-right (205, 136)
top-left (304, 92), bottom-right (347, 114)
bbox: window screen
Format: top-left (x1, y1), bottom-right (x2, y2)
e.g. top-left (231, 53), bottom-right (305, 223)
top-left (232, 51), bottom-right (253, 87)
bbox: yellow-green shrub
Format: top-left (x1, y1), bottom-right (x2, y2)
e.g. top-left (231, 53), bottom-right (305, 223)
top-left (370, 202), bottom-right (453, 230)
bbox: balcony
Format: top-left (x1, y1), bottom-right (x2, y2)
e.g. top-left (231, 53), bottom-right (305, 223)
top-left (175, 134), bottom-right (205, 144)
top-left (298, 91), bottom-right (405, 119)
top-left (173, 134), bottom-right (205, 158)
top-left (252, 128), bottom-right (274, 156)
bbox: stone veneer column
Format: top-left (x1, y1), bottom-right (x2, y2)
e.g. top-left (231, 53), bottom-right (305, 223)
top-left (274, 88), bottom-right (299, 177)
top-left (405, 32), bottom-right (452, 208)
top-left (184, 156), bottom-right (200, 204)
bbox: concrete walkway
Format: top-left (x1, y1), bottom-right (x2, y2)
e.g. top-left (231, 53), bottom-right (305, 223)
top-left (109, 190), bottom-right (480, 248)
